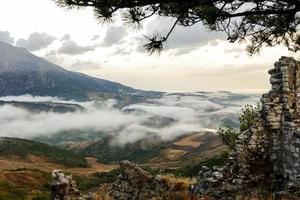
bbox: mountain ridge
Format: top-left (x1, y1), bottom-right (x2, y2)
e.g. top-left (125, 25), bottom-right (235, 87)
top-left (0, 41), bottom-right (160, 100)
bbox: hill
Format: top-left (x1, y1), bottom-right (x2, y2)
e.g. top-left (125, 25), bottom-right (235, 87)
top-left (0, 100), bottom-right (84, 113)
top-left (0, 137), bottom-right (88, 167)
top-left (0, 41), bottom-right (160, 100)
top-left (69, 132), bottom-right (225, 168)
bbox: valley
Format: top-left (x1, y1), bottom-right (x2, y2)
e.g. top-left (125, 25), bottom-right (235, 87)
top-left (0, 41), bottom-right (263, 199)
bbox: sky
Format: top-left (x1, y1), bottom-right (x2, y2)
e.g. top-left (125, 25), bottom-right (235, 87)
top-left (0, 0), bottom-right (298, 93)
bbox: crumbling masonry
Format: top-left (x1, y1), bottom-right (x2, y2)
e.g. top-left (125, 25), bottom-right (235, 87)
top-left (264, 56), bottom-right (300, 190)
top-left (242, 56), bottom-right (300, 190)
top-left (194, 57), bottom-right (300, 199)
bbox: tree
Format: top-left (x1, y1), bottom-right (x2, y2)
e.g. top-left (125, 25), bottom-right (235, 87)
top-left (219, 104), bottom-right (261, 150)
top-left (55, 0), bottom-right (299, 54)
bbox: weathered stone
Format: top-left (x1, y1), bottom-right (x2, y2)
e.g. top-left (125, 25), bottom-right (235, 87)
top-left (108, 161), bottom-right (179, 200)
top-left (192, 57), bottom-right (300, 199)
top-left (51, 170), bottom-right (94, 200)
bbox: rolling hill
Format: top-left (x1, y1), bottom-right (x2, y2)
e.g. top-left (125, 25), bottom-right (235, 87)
top-left (68, 132), bottom-right (225, 168)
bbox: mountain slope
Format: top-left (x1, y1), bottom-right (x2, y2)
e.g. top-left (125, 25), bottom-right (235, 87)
top-left (69, 132), bottom-right (225, 168)
top-left (0, 41), bottom-right (158, 100)
top-left (0, 137), bottom-right (88, 167)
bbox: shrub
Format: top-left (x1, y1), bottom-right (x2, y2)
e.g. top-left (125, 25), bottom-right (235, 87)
top-left (218, 104), bottom-right (261, 150)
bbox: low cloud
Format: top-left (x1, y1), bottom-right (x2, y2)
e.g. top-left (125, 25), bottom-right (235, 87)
top-left (58, 40), bottom-right (97, 55)
top-left (16, 32), bottom-right (56, 51)
top-left (0, 92), bottom-right (259, 145)
top-left (0, 30), bottom-right (14, 44)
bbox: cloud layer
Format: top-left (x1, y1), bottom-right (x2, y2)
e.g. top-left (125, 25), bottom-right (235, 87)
top-left (0, 92), bottom-right (259, 145)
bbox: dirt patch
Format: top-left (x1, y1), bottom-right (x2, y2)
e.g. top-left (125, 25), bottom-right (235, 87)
top-left (174, 133), bottom-right (203, 148)
top-left (163, 149), bottom-right (188, 160)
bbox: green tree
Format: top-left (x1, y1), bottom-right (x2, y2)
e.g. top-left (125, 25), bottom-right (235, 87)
top-left (239, 104), bottom-right (261, 132)
top-left (219, 104), bottom-right (261, 150)
top-left (55, 0), bottom-right (299, 54)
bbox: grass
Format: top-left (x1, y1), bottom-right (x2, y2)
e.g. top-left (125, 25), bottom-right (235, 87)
top-left (0, 169), bottom-right (52, 200)
top-left (73, 168), bottom-right (121, 191)
top-left (0, 137), bottom-right (88, 167)
top-left (77, 136), bottom-right (171, 164)
top-left (165, 151), bottom-right (229, 177)
top-left (0, 181), bottom-right (28, 200)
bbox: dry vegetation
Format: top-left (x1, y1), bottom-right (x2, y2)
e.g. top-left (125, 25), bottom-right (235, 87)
top-left (0, 156), bottom-right (117, 175)
top-left (174, 134), bottom-right (203, 148)
top-left (94, 174), bottom-right (195, 200)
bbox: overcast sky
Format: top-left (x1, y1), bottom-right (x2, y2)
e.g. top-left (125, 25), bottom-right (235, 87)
top-left (0, 0), bottom-right (298, 93)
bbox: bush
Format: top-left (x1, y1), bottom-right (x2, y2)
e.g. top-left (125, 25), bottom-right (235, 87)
top-left (218, 104), bottom-right (261, 150)
top-left (239, 104), bottom-right (261, 132)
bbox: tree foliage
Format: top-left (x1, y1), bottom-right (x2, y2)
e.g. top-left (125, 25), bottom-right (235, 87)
top-left (219, 104), bottom-right (261, 150)
top-left (55, 0), bottom-right (299, 54)
top-left (239, 104), bottom-right (261, 132)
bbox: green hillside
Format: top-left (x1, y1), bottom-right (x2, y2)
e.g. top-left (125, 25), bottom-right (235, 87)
top-left (0, 137), bottom-right (88, 167)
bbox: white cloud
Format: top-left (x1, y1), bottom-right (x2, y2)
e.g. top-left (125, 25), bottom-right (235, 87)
top-left (143, 16), bottom-right (226, 55)
top-left (58, 40), bottom-right (98, 55)
top-left (16, 32), bottom-right (56, 51)
top-left (61, 34), bottom-right (71, 42)
top-left (0, 30), bottom-right (14, 44)
top-left (102, 26), bottom-right (127, 47)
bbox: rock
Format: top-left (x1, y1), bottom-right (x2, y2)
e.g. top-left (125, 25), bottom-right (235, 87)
top-left (51, 169), bottom-right (94, 200)
top-left (108, 161), bottom-right (171, 200)
top-left (212, 171), bottom-right (224, 180)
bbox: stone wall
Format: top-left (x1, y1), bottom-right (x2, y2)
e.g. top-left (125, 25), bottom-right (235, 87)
top-left (248, 57), bottom-right (300, 190)
top-left (236, 57), bottom-right (300, 194)
top-left (267, 57), bottom-right (300, 189)
top-left (193, 57), bottom-right (300, 199)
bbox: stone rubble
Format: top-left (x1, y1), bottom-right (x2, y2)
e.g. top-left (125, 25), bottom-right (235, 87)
top-left (51, 169), bottom-right (95, 200)
top-left (108, 160), bottom-right (170, 200)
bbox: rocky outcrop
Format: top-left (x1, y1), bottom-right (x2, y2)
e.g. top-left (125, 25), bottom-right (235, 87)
top-left (50, 162), bottom-right (188, 200)
top-left (109, 160), bottom-right (191, 200)
top-left (108, 161), bottom-right (170, 200)
top-left (192, 57), bottom-right (300, 199)
top-left (51, 170), bottom-right (95, 200)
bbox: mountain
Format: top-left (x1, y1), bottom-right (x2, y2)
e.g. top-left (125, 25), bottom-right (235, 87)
top-left (0, 41), bottom-right (160, 100)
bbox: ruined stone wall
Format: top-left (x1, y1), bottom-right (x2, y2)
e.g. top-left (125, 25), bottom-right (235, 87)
top-left (193, 57), bottom-right (300, 199)
top-left (236, 56), bottom-right (300, 191)
top-left (238, 57), bottom-right (300, 187)
top-left (243, 56), bottom-right (300, 191)
top-left (267, 57), bottom-right (300, 188)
